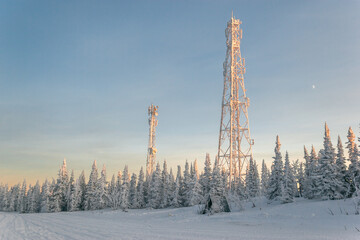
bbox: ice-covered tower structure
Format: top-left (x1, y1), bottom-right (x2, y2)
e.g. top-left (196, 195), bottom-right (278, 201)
top-left (146, 104), bottom-right (158, 178)
top-left (217, 15), bottom-right (254, 188)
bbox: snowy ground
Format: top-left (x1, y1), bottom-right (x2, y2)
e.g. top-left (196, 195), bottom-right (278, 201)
top-left (0, 198), bottom-right (359, 240)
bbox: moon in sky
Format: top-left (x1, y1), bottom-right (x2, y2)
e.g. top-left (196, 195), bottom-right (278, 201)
top-left (312, 85), bottom-right (316, 89)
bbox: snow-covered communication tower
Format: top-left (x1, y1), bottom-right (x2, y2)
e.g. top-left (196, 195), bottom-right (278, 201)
top-left (146, 104), bottom-right (158, 178)
top-left (217, 15), bottom-right (254, 188)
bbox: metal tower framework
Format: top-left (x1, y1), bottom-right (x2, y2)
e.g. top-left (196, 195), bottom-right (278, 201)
top-left (217, 15), bottom-right (253, 188)
top-left (146, 104), bottom-right (158, 178)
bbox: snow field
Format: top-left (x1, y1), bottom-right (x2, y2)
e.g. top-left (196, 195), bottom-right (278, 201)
top-left (0, 198), bottom-right (359, 240)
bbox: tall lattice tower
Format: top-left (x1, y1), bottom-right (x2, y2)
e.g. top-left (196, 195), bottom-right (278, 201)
top-left (146, 104), bottom-right (158, 178)
top-left (217, 15), bottom-right (253, 188)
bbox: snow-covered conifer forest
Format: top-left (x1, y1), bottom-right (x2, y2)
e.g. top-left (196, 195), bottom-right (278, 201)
top-left (0, 123), bottom-right (360, 239)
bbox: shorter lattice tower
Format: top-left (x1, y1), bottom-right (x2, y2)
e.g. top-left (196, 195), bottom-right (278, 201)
top-left (146, 104), bottom-right (158, 178)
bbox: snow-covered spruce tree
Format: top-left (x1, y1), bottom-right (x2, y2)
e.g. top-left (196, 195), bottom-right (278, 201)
top-left (0, 185), bottom-right (9, 211)
top-left (246, 157), bottom-right (260, 198)
top-left (78, 170), bottom-right (87, 210)
top-left (5, 187), bottom-right (11, 211)
top-left (4, 186), bottom-right (10, 212)
top-left (346, 127), bottom-right (360, 197)
top-left (85, 160), bottom-right (99, 210)
top-left (0, 185), bottom-right (4, 211)
top-left (30, 181), bottom-right (41, 213)
top-left (0, 185), bottom-right (6, 211)
top-left (136, 167), bottom-right (145, 208)
top-left (51, 183), bottom-right (62, 213)
top-left (57, 158), bottom-right (69, 211)
top-left (116, 171), bottom-right (122, 208)
top-left (303, 146), bottom-right (311, 198)
top-left (221, 166), bottom-right (228, 196)
top-left (148, 163), bottom-right (162, 209)
top-left (187, 160), bottom-right (203, 206)
top-left (168, 168), bottom-right (175, 205)
top-left (7, 185), bottom-right (18, 212)
top-left (11, 185), bottom-right (20, 212)
top-left (69, 179), bottom-right (82, 211)
top-left (304, 146), bottom-right (319, 199)
top-left (3, 185), bottom-right (9, 211)
top-left (46, 180), bottom-right (54, 212)
top-left (8, 186), bottom-right (15, 212)
top-left (203, 158), bottom-right (229, 214)
top-left (1, 185), bottom-right (7, 211)
top-left (245, 164), bottom-right (250, 198)
top-left (97, 165), bottom-right (108, 209)
top-left (171, 165), bottom-right (182, 208)
top-left (144, 182), bottom-right (151, 208)
top-left (282, 151), bottom-right (296, 203)
top-left (120, 165), bottom-right (130, 210)
top-left (190, 163), bottom-right (194, 180)
top-left (182, 161), bottom-right (192, 207)
top-left (234, 177), bottom-right (246, 201)
top-left (25, 184), bottom-right (33, 213)
top-left (200, 153), bottom-right (212, 197)
top-left (6, 187), bottom-right (12, 211)
top-left (291, 159), bottom-right (300, 197)
top-left (40, 179), bottom-right (50, 212)
top-left (261, 160), bottom-right (270, 196)
top-left (2, 186), bottom-right (8, 211)
top-left (297, 163), bottom-right (305, 197)
top-left (18, 179), bottom-right (27, 213)
top-left (292, 159), bottom-right (300, 179)
top-left (129, 173), bottom-right (138, 209)
top-left (317, 123), bottom-right (342, 200)
top-left (66, 170), bottom-right (75, 211)
top-left (49, 179), bottom-right (61, 212)
top-left (15, 184), bottom-right (22, 212)
top-left (106, 174), bottom-right (119, 209)
top-left (245, 160), bottom-right (251, 198)
top-left (267, 136), bottom-right (284, 202)
top-left (253, 160), bottom-right (260, 197)
top-left (160, 161), bottom-right (170, 208)
top-left (0, 185), bottom-right (7, 211)
top-left (336, 135), bottom-right (348, 198)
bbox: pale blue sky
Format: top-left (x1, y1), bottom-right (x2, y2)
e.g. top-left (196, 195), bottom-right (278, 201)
top-left (1, 0), bottom-right (359, 185)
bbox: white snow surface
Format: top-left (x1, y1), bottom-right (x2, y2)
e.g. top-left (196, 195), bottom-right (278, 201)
top-left (0, 198), bottom-right (359, 240)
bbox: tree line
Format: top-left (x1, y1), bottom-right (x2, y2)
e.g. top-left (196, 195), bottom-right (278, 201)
top-left (266, 124), bottom-right (360, 204)
top-left (0, 123), bottom-right (359, 214)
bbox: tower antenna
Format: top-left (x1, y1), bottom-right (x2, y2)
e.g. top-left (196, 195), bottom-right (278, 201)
top-left (217, 16), bottom-right (254, 189)
top-left (146, 104), bottom-right (158, 178)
